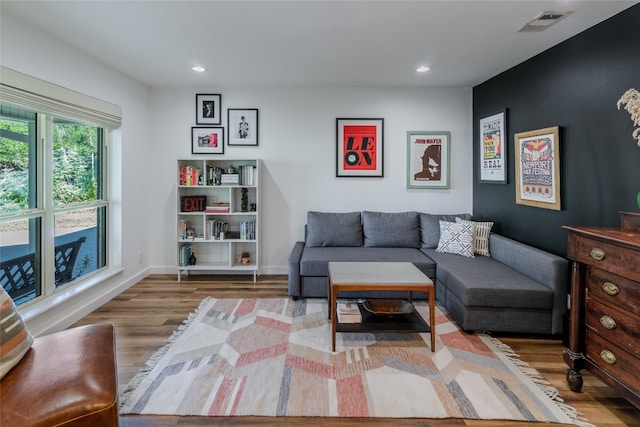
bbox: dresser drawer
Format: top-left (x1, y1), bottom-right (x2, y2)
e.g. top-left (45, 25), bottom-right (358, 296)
top-left (587, 267), bottom-right (640, 314)
top-left (586, 299), bottom-right (640, 356)
top-left (567, 233), bottom-right (640, 282)
top-left (585, 330), bottom-right (640, 394)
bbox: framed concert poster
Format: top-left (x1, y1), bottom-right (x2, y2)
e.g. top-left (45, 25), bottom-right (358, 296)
top-left (336, 118), bottom-right (383, 177)
top-left (406, 131), bottom-right (451, 189)
top-left (514, 126), bottom-right (561, 210)
top-left (479, 110), bottom-right (507, 183)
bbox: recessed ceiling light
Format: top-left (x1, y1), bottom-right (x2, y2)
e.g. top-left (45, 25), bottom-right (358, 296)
top-left (417, 65), bottom-right (431, 73)
top-left (192, 66), bottom-right (206, 72)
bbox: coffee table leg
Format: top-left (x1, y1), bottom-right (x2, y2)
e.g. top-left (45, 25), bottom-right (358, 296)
top-left (331, 286), bottom-right (337, 352)
top-left (327, 278), bottom-right (332, 320)
top-left (429, 289), bottom-right (435, 352)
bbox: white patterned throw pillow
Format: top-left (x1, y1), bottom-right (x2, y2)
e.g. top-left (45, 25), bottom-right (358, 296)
top-left (436, 220), bottom-right (475, 258)
top-left (456, 217), bottom-right (494, 257)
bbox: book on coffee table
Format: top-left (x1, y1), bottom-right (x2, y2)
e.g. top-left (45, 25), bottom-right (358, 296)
top-left (337, 301), bottom-right (362, 323)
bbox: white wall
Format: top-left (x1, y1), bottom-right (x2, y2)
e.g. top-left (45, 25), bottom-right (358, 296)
top-left (1, 11), bottom-right (152, 334)
top-left (149, 86), bottom-right (472, 274)
top-left (2, 10), bottom-right (473, 331)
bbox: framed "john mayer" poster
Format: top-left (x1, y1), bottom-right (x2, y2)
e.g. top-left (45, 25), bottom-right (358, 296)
top-left (407, 131), bottom-right (451, 189)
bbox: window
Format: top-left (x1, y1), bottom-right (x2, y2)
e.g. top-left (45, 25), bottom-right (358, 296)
top-left (1, 107), bottom-right (108, 305)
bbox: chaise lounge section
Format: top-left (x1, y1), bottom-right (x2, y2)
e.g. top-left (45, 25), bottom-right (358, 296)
top-left (288, 210), bottom-right (568, 335)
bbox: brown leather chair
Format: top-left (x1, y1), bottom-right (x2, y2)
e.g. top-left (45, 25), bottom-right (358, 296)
top-left (0, 323), bottom-right (119, 427)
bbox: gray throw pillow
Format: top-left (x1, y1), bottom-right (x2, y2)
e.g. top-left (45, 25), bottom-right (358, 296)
top-left (362, 211), bottom-right (419, 248)
top-left (419, 213), bottom-right (472, 248)
top-left (305, 211), bottom-right (363, 247)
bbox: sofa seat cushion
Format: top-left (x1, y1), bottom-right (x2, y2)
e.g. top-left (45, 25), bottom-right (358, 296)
top-left (300, 247), bottom-right (436, 279)
top-left (424, 249), bottom-right (552, 309)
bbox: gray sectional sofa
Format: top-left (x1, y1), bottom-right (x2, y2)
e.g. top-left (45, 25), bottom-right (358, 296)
top-left (288, 211), bottom-right (569, 335)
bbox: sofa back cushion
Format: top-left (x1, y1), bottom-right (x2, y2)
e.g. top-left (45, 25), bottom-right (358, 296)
top-left (419, 213), bottom-right (472, 248)
top-left (305, 211), bottom-right (363, 247)
top-left (362, 211), bottom-right (419, 248)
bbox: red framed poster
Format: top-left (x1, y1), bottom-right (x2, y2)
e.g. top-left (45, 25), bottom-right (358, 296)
top-left (336, 118), bottom-right (383, 177)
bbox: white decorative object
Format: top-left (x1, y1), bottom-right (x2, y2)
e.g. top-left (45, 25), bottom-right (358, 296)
top-left (616, 88), bottom-right (640, 147)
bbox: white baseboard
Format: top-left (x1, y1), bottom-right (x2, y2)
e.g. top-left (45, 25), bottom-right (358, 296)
top-left (149, 265), bottom-right (288, 276)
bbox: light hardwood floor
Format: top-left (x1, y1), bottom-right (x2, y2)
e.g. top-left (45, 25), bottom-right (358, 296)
top-left (72, 274), bottom-right (640, 426)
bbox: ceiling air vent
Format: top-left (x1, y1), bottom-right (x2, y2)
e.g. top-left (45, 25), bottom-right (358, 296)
top-left (518, 11), bottom-right (573, 32)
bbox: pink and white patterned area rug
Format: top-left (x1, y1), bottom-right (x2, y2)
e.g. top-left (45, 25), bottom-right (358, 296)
top-left (119, 297), bottom-right (589, 425)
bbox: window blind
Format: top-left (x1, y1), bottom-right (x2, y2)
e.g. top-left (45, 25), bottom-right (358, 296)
top-left (0, 66), bottom-right (122, 129)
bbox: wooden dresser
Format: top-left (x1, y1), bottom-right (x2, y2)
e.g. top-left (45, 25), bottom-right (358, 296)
top-left (562, 212), bottom-right (640, 409)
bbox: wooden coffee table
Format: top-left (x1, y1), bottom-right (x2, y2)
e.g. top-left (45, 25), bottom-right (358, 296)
top-left (327, 262), bottom-right (435, 352)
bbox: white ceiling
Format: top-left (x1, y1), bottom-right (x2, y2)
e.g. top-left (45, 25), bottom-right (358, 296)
top-left (2, 1), bottom-right (637, 88)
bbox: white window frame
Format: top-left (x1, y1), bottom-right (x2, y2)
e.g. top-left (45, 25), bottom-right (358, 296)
top-left (1, 66), bottom-right (121, 307)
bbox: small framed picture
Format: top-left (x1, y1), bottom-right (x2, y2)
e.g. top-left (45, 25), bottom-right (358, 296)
top-left (191, 127), bottom-right (224, 155)
top-left (406, 131), bottom-right (451, 189)
top-left (336, 118), bottom-right (384, 177)
top-left (479, 110), bottom-right (507, 183)
top-left (228, 108), bottom-right (259, 146)
top-left (196, 94), bottom-right (221, 125)
top-left (514, 126), bottom-right (561, 210)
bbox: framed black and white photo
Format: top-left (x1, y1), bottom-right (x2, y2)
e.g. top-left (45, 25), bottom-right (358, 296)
top-left (228, 108), bottom-right (259, 146)
top-left (196, 94), bottom-right (221, 125)
top-left (191, 127), bottom-right (224, 154)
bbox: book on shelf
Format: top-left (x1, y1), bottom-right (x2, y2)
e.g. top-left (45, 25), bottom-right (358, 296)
top-left (204, 203), bottom-right (230, 214)
top-left (240, 220), bottom-right (256, 240)
top-left (206, 219), bottom-right (227, 240)
top-left (337, 301), bottom-right (362, 324)
top-left (179, 166), bottom-right (201, 186)
top-left (178, 244), bottom-right (192, 267)
top-left (238, 165), bottom-right (255, 186)
top-left (206, 166), bottom-right (223, 186)
top-left (221, 174), bottom-right (239, 185)
top-left (179, 219), bottom-right (188, 239)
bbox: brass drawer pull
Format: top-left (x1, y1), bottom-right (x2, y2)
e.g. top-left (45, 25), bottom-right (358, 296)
top-left (602, 281), bottom-right (619, 296)
top-left (590, 247), bottom-right (606, 261)
top-left (599, 315), bottom-right (617, 330)
top-left (600, 350), bottom-right (617, 365)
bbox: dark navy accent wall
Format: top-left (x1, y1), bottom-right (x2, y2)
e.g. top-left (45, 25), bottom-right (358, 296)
top-left (472, 5), bottom-right (640, 257)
